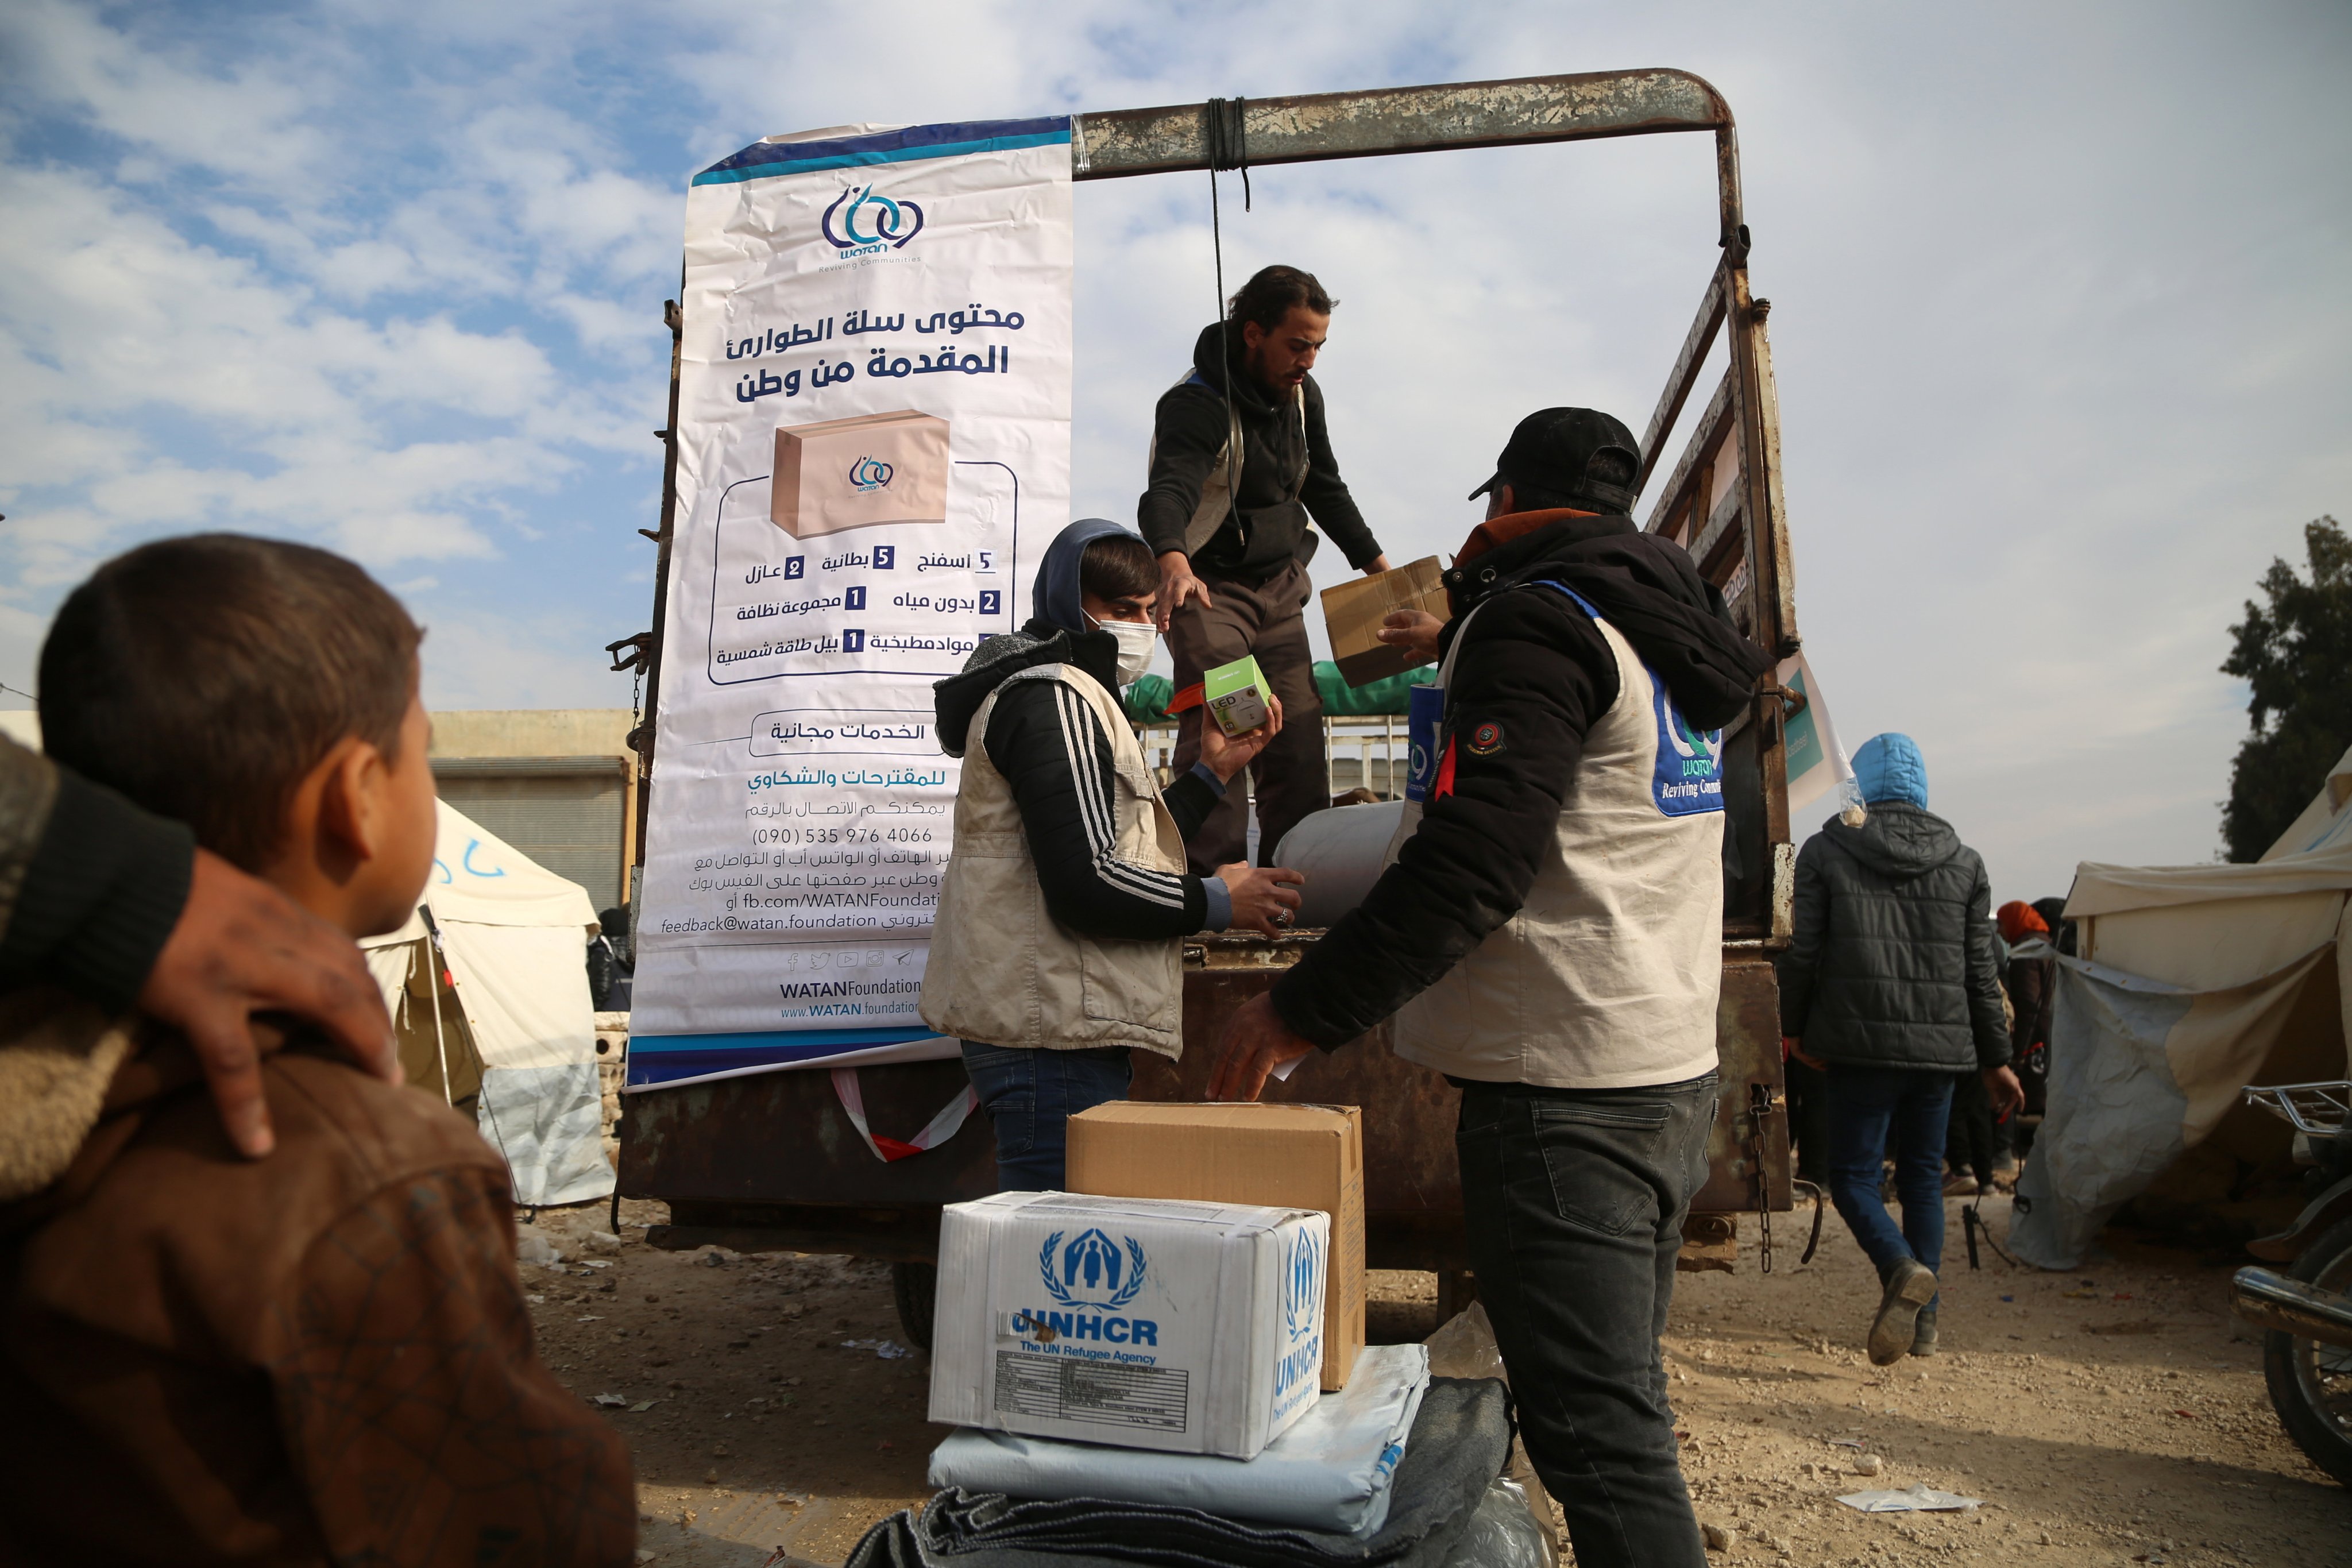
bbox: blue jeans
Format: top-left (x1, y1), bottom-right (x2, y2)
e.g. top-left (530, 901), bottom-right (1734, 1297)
top-left (1457, 1075), bottom-right (1718, 1568)
top-left (1825, 1065), bottom-right (1956, 1298)
top-left (959, 1041), bottom-right (1131, 1192)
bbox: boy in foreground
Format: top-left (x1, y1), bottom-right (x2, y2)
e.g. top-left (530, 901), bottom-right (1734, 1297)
top-left (0, 535), bottom-right (635, 1563)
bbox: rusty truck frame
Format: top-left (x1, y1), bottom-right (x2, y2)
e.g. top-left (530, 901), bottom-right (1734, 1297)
top-left (615, 68), bottom-right (1805, 1338)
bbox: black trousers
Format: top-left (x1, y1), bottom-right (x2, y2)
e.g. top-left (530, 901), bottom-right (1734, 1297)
top-left (1456, 1073), bottom-right (1717, 1568)
top-left (1785, 1055), bottom-right (1830, 1186)
top-left (1165, 559), bottom-right (1327, 870)
top-left (1944, 1069), bottom-right (2009, 1184)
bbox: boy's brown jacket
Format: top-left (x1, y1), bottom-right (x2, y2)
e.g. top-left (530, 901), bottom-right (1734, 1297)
top-left (0, 990), bottom-right (637, 1564)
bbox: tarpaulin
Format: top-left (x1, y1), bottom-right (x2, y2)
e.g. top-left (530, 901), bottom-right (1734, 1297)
top-left (928, 1343), bottom-right (1431, 1535)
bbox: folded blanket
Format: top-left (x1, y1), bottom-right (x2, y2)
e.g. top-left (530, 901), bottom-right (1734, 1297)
top-left (929, 1343), bottom-right (1431, 1536)
top-left (848, 1376), bottom-right (1511, 1568)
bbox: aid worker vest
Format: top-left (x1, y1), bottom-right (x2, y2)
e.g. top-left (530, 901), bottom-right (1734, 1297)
top-left (1383, 583), bottom-right (1725, 1089)
top-left (921, 665), bottom-right (1188, 1057)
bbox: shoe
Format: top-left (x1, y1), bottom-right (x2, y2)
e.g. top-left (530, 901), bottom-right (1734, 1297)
top-left (1910, 1307), bottom-right (1939, 1357)
top-left (1868, 1258), bottom-right (1938, 1366)
top-left (1941, 1173), bottom-right (1978, 1197)
top-left (1975, 1181), bottom-right (1995, 1197)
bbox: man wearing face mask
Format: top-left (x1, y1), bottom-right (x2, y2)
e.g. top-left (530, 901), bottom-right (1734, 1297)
top-left (922, 519), bottom-right (1307, 1191)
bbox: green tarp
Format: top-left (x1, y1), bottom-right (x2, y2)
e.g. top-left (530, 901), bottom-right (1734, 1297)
top-left (1122, 662), bottom-right (1433, 725)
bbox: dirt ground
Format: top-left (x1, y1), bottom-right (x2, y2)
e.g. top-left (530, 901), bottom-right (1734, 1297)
top-left (522, 1193), bottom-right (2350, 1566)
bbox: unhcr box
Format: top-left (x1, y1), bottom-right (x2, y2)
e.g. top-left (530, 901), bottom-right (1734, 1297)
top-left (929, 1192), bottom-right (1327, 1460)
top-left (771, 408), bottom-right (949, 538)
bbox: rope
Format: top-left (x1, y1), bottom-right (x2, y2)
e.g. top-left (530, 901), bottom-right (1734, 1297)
top-left (1204, 96), bottom-right (1246, 549)
top-left (1204, 96), bottom-right (1250, 208)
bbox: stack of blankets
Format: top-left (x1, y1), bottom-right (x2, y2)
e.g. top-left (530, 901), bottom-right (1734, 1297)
top-left (847, 1346), bottom-right (1532, 1568)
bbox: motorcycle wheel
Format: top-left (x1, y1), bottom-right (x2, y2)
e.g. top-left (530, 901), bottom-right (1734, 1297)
top-left (2262, 1214), bottom-right (2352, 1486)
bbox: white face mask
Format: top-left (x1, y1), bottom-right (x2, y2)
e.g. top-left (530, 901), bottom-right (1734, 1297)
top-left (1090, 615), bottom-right (1159, 685)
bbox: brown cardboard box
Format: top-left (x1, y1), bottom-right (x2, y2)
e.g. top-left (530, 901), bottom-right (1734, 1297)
top-left (771, 409), bottom-right (949, 538)
top-left (1319, 556), bottom-right (1447, 688)
top-left (1067, 1102), bottom-right (1364, 1390)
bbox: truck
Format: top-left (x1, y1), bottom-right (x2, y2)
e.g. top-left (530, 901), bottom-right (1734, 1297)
top-left (613, 68), bottom-right (1807, 1343)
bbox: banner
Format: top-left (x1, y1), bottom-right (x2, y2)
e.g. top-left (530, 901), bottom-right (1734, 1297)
top-left (631, 119), bottom-right (1073, 1088)
top-left (1776, 651), bottom-right (1855, 823)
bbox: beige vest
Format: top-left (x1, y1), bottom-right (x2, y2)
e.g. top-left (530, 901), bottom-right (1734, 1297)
top-left (1386, 593), bottom-right (1725, 1089)
top-left (920, 665), bottom-right (1189, 1057)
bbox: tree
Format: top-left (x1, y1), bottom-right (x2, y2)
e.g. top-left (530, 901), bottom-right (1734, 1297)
top-left (2220, 517), bottom-right (2352, 862)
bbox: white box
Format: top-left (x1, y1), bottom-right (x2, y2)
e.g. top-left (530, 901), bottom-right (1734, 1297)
top-left (928, 1191), bottom-right (1327, 1459)
top-left (770, 409), bottom-right (949, 538)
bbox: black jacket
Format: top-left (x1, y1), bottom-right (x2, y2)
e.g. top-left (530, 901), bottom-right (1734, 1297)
top-left (934, 619), bottom-right (1226, 939)
top-left (1776, 804), bottom-right (2010, 1071)
top-left (1270, 512), bottom-right (1772, 1048)
top-left (1136, 324), bottom-right (1382, 582)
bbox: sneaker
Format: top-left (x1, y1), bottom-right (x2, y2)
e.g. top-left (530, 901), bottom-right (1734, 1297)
top-left (1868, 1258), bottom-right (1938, 1366)
top-left (1941, 1173), bottom-right (1978, 1197)
top-left (1910, 1307), bottom-right (1939, 1357)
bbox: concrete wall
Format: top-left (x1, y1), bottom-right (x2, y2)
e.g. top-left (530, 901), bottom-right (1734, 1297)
top-left (428, 709), bottom-right (634, 760)
top-left (0, 708), bottom-right (639, 761)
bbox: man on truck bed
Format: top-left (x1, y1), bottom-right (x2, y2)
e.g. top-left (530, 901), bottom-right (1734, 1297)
top-left (921, 519), bottom-right (1303, 1192)
top-left (1140, 264), bottom-right (1391, 871)
top-left (1208, 407), bottom-right (1772, 1568)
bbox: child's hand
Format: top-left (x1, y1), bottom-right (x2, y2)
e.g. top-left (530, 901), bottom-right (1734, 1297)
top-left (140, 848), bottom-right (400, 1157)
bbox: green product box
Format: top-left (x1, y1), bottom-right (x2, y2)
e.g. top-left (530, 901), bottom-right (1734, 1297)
top-left (1203, 655), bottom-right (1272, 737)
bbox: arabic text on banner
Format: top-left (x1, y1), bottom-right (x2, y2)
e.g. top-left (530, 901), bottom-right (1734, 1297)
top-left (632, 119), bottom-right (1073, 1086)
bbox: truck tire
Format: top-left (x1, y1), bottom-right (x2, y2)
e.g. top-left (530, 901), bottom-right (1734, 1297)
top-left (2262, 1214), bottom-right (2352, 1486)
top-left (893, 1260), bottom-right (938, 1353)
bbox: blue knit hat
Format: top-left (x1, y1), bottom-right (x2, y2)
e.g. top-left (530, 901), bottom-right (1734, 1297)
top-left (1852, 733), bottom-right (1928, 808)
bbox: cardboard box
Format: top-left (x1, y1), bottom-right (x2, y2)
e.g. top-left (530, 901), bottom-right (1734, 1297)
top-left (1203, 655), bottom-right (1272, 736)
top-left (771, 409), bottom-right (949, 538)
top-left (1068, 1102), bottom-right (1365, 1392)
top-left (929, 1192), bottom-right (1327, 1459)
top-left (1319, 556), bottom-right (1448, 688)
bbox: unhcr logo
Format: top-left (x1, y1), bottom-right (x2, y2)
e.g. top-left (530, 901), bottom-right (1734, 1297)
top-left (1285, 1227), bottom-right (1324, 1335)
top-left (1038, 1227), bottom-right (1147, 1311)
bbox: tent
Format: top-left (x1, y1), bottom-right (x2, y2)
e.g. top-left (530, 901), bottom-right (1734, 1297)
top-left (361, 800), bottom-right (613, 1207)
top-left (2010, 744), bottom-right (2352, 1268)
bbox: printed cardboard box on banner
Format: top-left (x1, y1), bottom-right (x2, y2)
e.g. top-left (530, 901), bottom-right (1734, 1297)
top-left (771, 410), bottom-right (950, 538)
top-left (928, 1192), bottom-right (1326, 1459)
top-left (1320, 556), bottom-right (1448, 689)
top-left (1069, 1102), bottom-right (1365, 1391)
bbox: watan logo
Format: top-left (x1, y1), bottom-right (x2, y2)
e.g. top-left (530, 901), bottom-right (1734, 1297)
top-left (822, 184), bottom-right (924, 258)
top-left (848, 455), bottom-right (894, 492)
top-left (1284, 1227), bottom-right (1323, 1335)
top-left (1038, 1227), bottom-right (1147, 1311)
top-left (1650, 682), bottom-right (1725, 817)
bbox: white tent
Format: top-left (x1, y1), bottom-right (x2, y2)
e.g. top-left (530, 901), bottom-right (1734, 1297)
top-left (362, 800), bottom-right (613, 1207)
top-left (2011, 744), bottom-right (2352, 1268)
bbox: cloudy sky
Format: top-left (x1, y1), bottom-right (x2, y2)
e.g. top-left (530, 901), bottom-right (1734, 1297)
top-left (2, 1), bottom-right (2345, 900)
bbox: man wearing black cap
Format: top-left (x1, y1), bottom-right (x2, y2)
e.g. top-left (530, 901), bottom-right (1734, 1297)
top-left (1207, 408), bottom-right (1774, 1568)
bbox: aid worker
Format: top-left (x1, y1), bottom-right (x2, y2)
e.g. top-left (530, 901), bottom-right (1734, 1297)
top-left (1207, 410), bottom-right (1773, 1568)
top-left (922, 519), bottom-right (1303, 1191)
top-left (1140, 264), bottom-right (1391, 871)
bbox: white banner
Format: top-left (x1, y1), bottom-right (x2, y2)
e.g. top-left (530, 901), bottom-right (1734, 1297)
top-left (1776, 651), bottom-right (1855, 822)
top-left (631, 118), bottom-right (1073, 1084)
